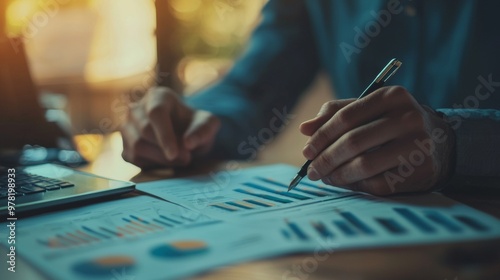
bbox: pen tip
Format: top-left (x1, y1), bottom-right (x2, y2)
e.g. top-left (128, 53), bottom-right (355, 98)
top-left (288, 175), bottom-right (301, 192)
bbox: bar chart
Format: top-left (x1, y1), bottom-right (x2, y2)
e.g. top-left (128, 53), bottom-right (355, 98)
top-left (211, 177), bottom-right (355, 214)
top-left (36, 213), bottom-right (189, 249)
top-left (72, 255), bottom-right (135, 277)
top-left (64, 200), bottom-right (499, 280)
top-left (7, 164), bottom-right (500, 280)
top-left (14, 196), bottom-right (212, 257)
top-left (280, 207), bottom-right (491, 242)
top-left (137, 165), bottom-right (355, 218)
top-left (151, 240), bottom-right (209, 258)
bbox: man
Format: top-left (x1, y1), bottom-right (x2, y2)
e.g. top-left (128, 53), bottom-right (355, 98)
top-left (121, 0), bottom-right (500, 195)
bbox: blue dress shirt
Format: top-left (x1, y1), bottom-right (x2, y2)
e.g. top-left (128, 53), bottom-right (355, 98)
top-left (186, 0), bottom-right (500, 191)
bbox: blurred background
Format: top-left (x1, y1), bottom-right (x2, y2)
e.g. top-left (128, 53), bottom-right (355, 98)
top-left (2, 0), bottom-right (265, 133)
top-left (1, 0), bottom-right (332, 172)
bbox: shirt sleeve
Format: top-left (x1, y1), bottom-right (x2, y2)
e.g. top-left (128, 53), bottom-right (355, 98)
top-left (437, 109), bottom-right (500, 192)
top-left (185, 0), bottom-right (320, 159)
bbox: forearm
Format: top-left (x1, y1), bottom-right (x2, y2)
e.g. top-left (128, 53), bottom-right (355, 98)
top-left (185, 0), bottom-right (320, 159)
top-left (185, 75), bottom-right (306, 160)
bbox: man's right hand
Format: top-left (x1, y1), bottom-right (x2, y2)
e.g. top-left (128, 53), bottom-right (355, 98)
top-left (120, 87), bottom-right (221, 168)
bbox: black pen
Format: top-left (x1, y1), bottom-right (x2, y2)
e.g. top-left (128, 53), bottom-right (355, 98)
top-left (288, 58), bottom-right (402, 191)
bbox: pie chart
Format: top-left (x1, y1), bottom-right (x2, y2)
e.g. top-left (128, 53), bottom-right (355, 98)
top-left (72, 255), bottom-right (135, 276)
top-left (151, 240), bottom-right (209, 258)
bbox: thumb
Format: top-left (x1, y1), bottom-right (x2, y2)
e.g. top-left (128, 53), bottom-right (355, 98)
top-left (300, 99), bottom-right (355, 136)
top-left (183, 110), bottom-right (221, 151)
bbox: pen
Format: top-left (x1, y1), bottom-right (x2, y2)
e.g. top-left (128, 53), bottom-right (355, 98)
top-left (288, 58), bottom-right (402, 191)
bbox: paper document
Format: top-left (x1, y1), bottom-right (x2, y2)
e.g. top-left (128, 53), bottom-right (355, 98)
top-left (137, 164), bottom-right (355, 219)
top-left (2, 164), bottom-right (500, 280)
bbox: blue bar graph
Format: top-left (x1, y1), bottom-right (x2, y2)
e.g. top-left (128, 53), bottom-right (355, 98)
top-left (394, 208), bottom-right (436, 233)
top-left (153, 218), bottom-right (173, 227)
top-left (243, 182), bottom-right (310, 200)
top-left (454, 215), bottom-right (489, 232)
top-left (375, 218), bottom-right (407, 234)
top-left (287, 220), bottom-right (309, 241)
top-left (100, 227), bottom-right (122, 237)
top-left (333, 220), bottom-right (356, 236)
top-left (56, 234), bottom-right (78, 246)
top-left (130, 215), bottom-right (155, 227)
top-left (282, 229), bottom-right (291, 240)
top-left (243, 199), bottom-right (273, 207)
top-left (340, 212), bottom-right (375, 235)
top-left (234, 188), bottom-right (293, 204)
top-left (311, 222), bottom-right (334, 239)
top-left (211, 204), bottom-right (238, 212)
top-left (256, 177), bottom-right (327, 197)
top-left (82, 226), bottom-right (110, 239)
top-left (226, 201), bottom-right (253, 210)
top-left (425, 212), bottom-right (463, 233)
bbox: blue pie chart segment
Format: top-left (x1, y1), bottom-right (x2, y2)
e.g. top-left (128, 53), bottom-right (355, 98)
top-left (151, 240), bottom-right (209, 258)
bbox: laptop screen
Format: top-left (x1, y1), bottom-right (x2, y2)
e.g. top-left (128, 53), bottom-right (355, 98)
top-left (0, 37), bottom-right (57, 150)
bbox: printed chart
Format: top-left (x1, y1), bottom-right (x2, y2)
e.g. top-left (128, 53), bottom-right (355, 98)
top-left (3, 165), bottom-right (500, 280)
top-left (279, 206), bottom-right (493, 243)
top-left (7, 192), bottom-right (500, 280)
top-left (137, 164), bottom-right (355, 219)
top-left (8, 196), bottom-right (213, 259)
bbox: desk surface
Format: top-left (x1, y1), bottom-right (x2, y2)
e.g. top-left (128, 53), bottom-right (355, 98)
top-left (4, 133), bottom-right (500, 280)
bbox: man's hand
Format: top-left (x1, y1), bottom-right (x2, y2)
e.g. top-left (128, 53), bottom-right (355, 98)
top-left (120, 87), bottom-right (221, 168)
top-left (300, 86), bottom-right (455, 195)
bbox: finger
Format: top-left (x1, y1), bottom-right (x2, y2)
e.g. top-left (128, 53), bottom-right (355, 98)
top-left (344, 160), bottom-right (435, 196)
top-left (322, 135), bottom-right (421, 186)
top-left (127, 104), bottom-right (160, 146)
top-left (127, 141), bottom-right (171, 168)
top-left (132, 153), bottom-right (191, 169)
top-left (303, 86), bottom-right (411, 160)
top-left (308, 116), bottom-right (419, 180)
top-left (121, 123), bottom-right (170, 166)
top-left (122, 130), bottom-right (191, 168)
top-left (191, 132), bottom-right (218, 156)
top-left (183, 110), bottom-right (221, 150)
top-left (145, 89), bottom-right (180, 160)
top-left (299, 99), bottom-right (355, 136)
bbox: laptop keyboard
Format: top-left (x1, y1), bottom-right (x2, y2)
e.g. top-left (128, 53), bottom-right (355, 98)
top-left (0, 167), bottom-right (74, 199)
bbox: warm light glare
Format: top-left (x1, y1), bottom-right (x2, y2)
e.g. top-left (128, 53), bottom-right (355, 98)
top-left (84, 0), bottom-right (157, 82)
top-left (180, 58), bottom-right (223, 94)
top-left (6, 0), bottom-right (37, 35)
top-left (5, 0), bottom-right (265, 92)
top-left (170, 0), bottom-right (201, 14)
top-left (5, 0), bottom-right (157, 83)
top-left (173, 0), bottom-right (265, 91)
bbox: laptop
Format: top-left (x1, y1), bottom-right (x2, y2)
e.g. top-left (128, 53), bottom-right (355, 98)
top-left (0, 35), bottom-right (86, 166)
top-left (0, 36), bottom-right (135, 216)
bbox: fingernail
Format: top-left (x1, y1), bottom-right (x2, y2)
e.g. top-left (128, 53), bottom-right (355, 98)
top-left (308, 167), bottom-right (320, 181)
top-left (303, 144), bottom-right (318, 159)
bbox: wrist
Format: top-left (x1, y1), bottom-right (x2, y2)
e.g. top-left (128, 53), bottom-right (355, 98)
top-left (423, 106), bottom-right (457, 191)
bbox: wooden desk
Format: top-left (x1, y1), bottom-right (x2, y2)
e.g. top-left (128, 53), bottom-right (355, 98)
top-left (3, 132), bottom-right (500, 280)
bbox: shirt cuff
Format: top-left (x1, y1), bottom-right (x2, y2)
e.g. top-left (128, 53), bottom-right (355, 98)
top-left (437, 109), bottom-right (500, 192)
